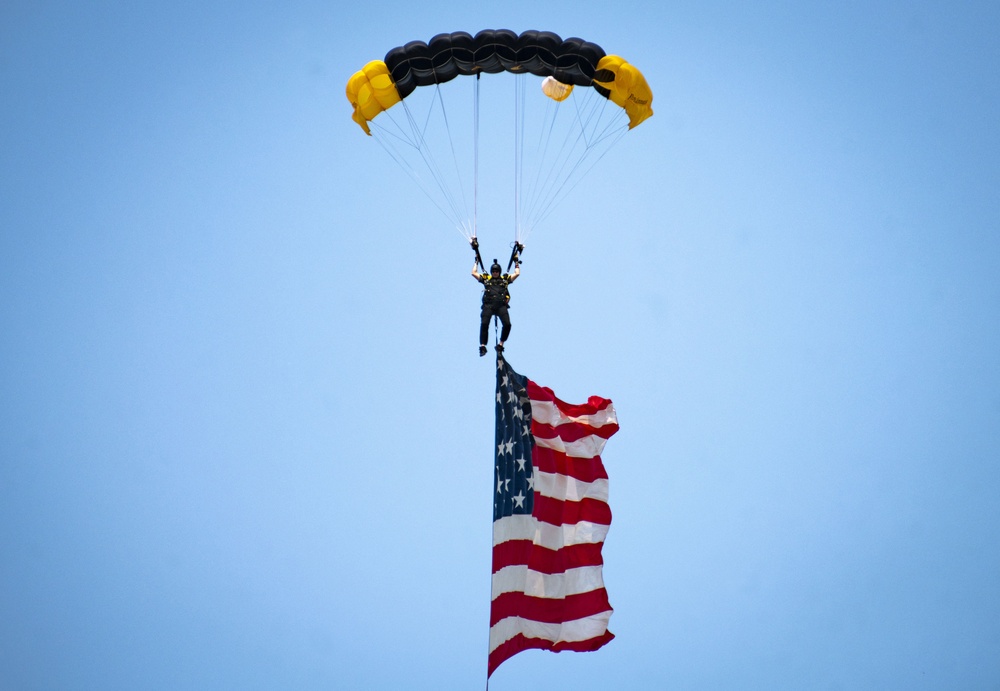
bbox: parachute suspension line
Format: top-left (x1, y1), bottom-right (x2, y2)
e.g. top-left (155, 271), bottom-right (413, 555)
top-left (531, 127), bottom-right (627, 230)
top-left (384, 94), bottom-right (471, 238)
top-left (513, 74), bottom-right (521, 242)
top-left (513, 75), bottom-right (519, 242)
top-left (563, 89), bottom-right (630, 170)
top-left (519, 89), bottom-right (586, 240)
top-left (474, 73), bottom-right (481, 241)
top-left (522, 89), bottom-right (630, 234)
top-left (519, 92), bottom-right (570, 241)
top-left (514, 73), bottom-right (526, 245)
top-left (369, 118), bottom-right (468, 238)
top-left (572, 88), bottom-right (628, 149)
top-left (402, 99), bottom-right (463, 222)
top-left (515, 95), bottom-right (556, 242)
top-left (532, 114), bottom-right (628, 230)
top-left (514, 75), bottom-right (532, 246)
top-left (434, 83), bottom-right (475, 238)
top-left (367, 82), bottom-right (476, 239)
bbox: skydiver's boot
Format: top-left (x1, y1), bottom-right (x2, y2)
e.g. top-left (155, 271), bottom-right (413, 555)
top-left (480, 345), bottom-right (488, 357)
top-left (495, 343), bottom-right (504, 353)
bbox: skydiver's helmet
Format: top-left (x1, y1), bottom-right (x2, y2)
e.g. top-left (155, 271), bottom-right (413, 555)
top-left (490, 261), bottom-right (502, 277)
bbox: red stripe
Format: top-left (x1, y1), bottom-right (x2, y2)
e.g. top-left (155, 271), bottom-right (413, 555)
top-left (532, 446), bottom-right (609, 483)
top-left (532, 494), bottom-right (612, 527)
top-left (527, 380), bottom-right (614, 418)
top-left (490, 588), bottom-right (611, 626)
top-left (532, 419), bottom-right (620, 443)
top-left (488, 630), bottom-right (615, 677)
top-left (492, 540), bottom-right (605, 574)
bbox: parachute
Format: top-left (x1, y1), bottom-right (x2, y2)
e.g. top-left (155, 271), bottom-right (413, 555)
top-left (346, 29), bottom-right (653, 244)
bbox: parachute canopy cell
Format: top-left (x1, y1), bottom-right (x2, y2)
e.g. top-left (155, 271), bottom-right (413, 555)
top-left (345, 60), bottom-right (401, 135)
top-left (593, 55), bottom-right (654, 129)
top-left (346, 29), bottom-right (653, 134)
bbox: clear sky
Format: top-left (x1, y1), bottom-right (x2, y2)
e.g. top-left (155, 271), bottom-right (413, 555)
top-left (2, 1), bottom-right (998, 689)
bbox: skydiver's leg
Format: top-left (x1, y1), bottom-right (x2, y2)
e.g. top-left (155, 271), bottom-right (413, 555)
top-left (497, 305), bottom-right (511, 343)
top-left (479, 304), bottom-right (493, 347)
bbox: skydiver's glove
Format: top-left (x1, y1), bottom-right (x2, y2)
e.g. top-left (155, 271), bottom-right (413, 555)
top-left (471, 237), bottom-right (479, 250)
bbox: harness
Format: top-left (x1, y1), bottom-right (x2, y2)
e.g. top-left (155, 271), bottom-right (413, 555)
top-left (481, 274), bottom-right (510, 306)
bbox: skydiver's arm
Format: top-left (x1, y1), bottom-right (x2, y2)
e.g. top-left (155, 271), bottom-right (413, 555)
top-left (472, 262), bottom-right (483, 281)
top-left (508, 264), bottom-right (521, 283)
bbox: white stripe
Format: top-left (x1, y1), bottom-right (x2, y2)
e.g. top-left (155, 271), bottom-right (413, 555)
top-left (534, 433), bottom-right (609, 458)
top-left (488, 610), bottom-right (613, 653)
top-left (491, 565), bottom-right (607, 599)
top-left (493, 514), bottom-right (609, 551)
top-left (536, 470), bottom-right (609, 503)
top-left (529, 399), bottom-right (618, 430)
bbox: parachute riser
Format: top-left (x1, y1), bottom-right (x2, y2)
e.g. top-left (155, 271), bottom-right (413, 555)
top-left (471, 237), bottom-right (486, 273)
top-left (506, 242), bottom-right (524, 272)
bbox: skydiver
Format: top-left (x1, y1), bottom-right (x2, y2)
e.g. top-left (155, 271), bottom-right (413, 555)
top-left (471, 238), bottom-right (520, 357)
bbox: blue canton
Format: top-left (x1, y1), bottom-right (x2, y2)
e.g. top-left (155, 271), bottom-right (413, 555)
top-left (494, 356), bottom-right (535, 521)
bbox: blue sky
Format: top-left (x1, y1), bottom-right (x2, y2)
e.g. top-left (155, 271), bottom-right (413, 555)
top-left (2, 1), bottom-right (998, 688)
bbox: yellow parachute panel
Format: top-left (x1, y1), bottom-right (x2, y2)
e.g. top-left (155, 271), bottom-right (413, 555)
top-left (346, 60), bottom-right (401, 135)
top-left (593, 55), bottom-right (653, 129)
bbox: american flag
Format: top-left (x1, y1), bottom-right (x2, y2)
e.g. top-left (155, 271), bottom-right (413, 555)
top-left (489, 355), bottom-right (619, 678)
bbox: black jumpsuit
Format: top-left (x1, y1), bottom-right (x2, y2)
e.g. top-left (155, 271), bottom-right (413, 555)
top-left (479, 274), bottom-right (511, 345)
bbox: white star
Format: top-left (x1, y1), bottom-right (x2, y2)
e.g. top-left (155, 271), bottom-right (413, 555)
top-left (512, 491), bottom-right (526, 509)
top-left (507, 390), bottom-right (517, 403)
top-left (501, 374), bottom-right (508, 387)
top-left (498, 441), bottom-right (506, 456)
top-left (505, 478), bottom-right (511, 492)
top-left (513, 405), bottom-right (523, 420)
top-left (522, 424), bottom-right (530, 437)
top-left (526, 473), bottom-right (534, 490)
top-left (504, 440), bottom-right (514, 455)
top-left (497, 473), bottom-right (503, 494)
top-left (515, 456), bottom-right (527, 472)
top-left (496, 391), bottom-right (501, 403)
